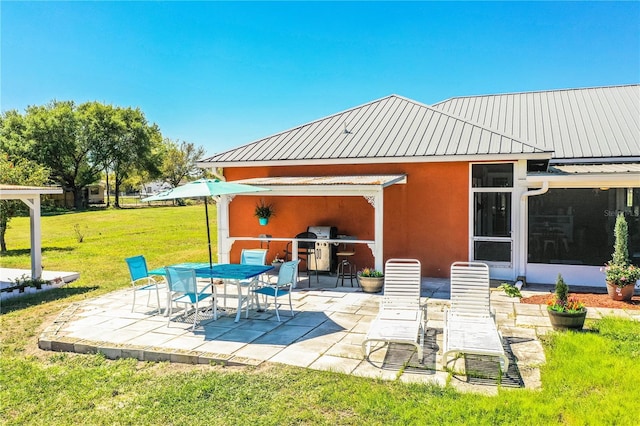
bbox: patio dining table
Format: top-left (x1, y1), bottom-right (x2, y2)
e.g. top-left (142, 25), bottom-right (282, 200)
top-left (149, 263), bottom-right (274, 322)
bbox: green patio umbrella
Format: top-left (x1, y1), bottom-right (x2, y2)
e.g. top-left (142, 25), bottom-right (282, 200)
top-left (142, 179), bottom-right (269, 267)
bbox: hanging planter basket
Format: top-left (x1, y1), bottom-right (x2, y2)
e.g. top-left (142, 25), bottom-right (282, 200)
top-left (254, 200), bottom-right (274, 226)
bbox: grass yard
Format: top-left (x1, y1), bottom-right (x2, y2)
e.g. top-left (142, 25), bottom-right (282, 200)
top-left (1, 207), bottom-right (639, 425)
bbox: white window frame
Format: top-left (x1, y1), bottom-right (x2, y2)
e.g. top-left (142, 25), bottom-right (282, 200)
top-left (469, 162), bottom-right (516, 270)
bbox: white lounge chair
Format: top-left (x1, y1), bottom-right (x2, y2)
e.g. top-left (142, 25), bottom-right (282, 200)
top-left (442, 261), bottom-right (509, 372)
top-left (362, 259), bottom-right (425, 362)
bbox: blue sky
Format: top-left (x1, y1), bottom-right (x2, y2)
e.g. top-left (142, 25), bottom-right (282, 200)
top-left (2, 1), bottom-right (639, 157)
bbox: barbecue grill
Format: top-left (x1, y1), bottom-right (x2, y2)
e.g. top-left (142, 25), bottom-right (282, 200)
top-left (307, 226), bottom-right (338, 273)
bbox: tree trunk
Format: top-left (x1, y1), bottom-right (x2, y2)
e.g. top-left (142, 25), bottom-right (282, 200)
top-left (73, 186), bottom-right (84, 210)
top-left (105, 170), bottom-right (111, 208)
top-left (0, 220), bottom-right (8, 252)
top-left (114, 179), bottom-right (121, 208)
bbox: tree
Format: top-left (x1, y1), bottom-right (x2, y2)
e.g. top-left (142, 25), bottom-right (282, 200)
top-left (2, 101), bottom-right (165, 209)
top-left (23, 101), bottom-right (102, 209)
top-left (110, 107), bottom-right (162, 208)
top-left (160, 138), bottom-right (206, 188)
top-left (79, 102), bottom-right (121, 207)
top-left (0, 110), bottom-right (30, 159)
top-left (0, 154), bottom-right (50, 252)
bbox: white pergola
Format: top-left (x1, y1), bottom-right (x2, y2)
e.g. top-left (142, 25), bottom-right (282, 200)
top-left (216, 175), bottom-right (407, 271)
top-left (0, 184), bottom-right (63, 279)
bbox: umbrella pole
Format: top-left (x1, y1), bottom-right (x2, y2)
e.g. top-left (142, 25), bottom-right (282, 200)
top-left (204, 197), bottom-right (221, 315)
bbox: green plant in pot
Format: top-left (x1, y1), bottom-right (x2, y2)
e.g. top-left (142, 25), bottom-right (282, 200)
top-left (357, 267), bottom-right (384, 293)
top-left (547, 273), bottom-right (587, 331)
top-left (271, 253), bottom-right (284, 272)
top-left (602, 213), bottom-right (640, 301)
top-left (254, 200), bottom-right (274, 226)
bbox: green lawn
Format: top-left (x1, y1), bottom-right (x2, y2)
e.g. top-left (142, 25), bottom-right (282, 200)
top-left (1, 207), bottom-right (638, 425)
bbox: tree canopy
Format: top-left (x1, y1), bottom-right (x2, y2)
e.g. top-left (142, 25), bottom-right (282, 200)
top-left (160, 138), bottom-right (206, 188)
top-left (0, 100), bottom-right (181, 208)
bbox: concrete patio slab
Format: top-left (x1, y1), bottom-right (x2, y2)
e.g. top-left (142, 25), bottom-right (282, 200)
top-left (38, 274), bottom-right (639, 391)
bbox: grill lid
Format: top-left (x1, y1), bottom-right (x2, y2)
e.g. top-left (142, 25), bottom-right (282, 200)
top-left (307, 226), bottom-right (334, 239)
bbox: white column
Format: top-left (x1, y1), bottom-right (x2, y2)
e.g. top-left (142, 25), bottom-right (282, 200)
top-left (517, 186), bottom-right (528, 279)
top-left (217, 195), bottom-right (231, 263)
top-left (20, 196), bottom-right (42, 280)
top-left (373, 192), bottom-right (384, 271)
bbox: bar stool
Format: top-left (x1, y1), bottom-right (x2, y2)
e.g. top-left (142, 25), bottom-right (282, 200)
top-left (336, 246), bottom-right (357, 287)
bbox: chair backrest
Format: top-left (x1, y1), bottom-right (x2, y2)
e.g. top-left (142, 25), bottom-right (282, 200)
top-left (125, 255), bottom-right (149, 282)
top-left (381, 259), bottom-right (422, 311)
top-left (165, 267), bottom-right (197, 294)
top-left (241, 249), bottom-right (268, 265)
top-left (296, 232), bottom-right (317, 251)
top-left (277, 260), bottom-right (299, 287)
top-left (449, 261), bottom-right (491, 317)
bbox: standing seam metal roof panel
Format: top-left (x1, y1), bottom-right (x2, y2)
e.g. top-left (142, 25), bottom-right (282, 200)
top-left (386, 102), bottom-right (420, 157)
top-left (200, 94), bottom-right (551, 165)
top-left (433, 85), bottom-right (640, 160)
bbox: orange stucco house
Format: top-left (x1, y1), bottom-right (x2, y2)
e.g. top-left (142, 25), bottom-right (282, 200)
top-left (198, 85), bottom-right (640, 287)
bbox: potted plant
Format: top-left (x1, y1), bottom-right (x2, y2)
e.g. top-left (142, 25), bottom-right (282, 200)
top-left (547, 273), bottom-right (587, 330)
top-left (357, 267), bottom-right (384, 293)
top-left (254, 200), bottom-right (274, 225)
top-left (602, 213), bottom-right (640, 301)
top-left (271, 253), bottom-right (284, 273)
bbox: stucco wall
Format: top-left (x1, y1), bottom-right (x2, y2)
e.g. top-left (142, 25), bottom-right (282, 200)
top-left (224, 162), bottom-right (469, 277)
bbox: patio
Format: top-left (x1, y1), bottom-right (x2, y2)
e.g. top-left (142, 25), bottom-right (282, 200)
top-left (38, 274), bottom-right (639, 393)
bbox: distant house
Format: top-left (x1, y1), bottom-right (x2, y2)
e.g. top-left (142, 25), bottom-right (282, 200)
top-left (50, 183), bottom-right (105, 208)
top-left (198, 84), bottom-right (640, 287)
top-left (140, 181), bottom-right (172, 197)
top-left (87, 184), bottom-right (105, 204)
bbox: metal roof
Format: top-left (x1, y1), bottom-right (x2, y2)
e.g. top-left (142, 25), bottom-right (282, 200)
top-left (200, 95), bottom-right (549, 167)
top-left (549, 163), bottom-right (640, 174)
top-left (232, 175), bottom-right (407, 187)
top-left (433, 85), bottom-right (640, 161)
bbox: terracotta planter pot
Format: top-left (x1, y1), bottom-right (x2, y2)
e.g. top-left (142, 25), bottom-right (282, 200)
top-left (606, 281), bottom-right (635, 301)
top-left (357, 275), bottom-right (384, 293)
top-left (547, 309), bottom-right (587, 331)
